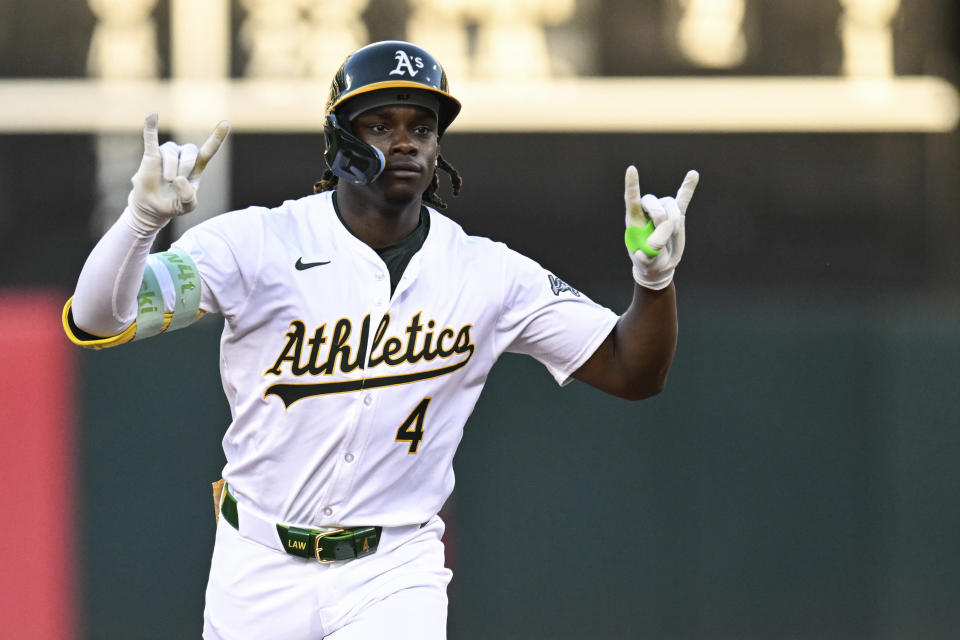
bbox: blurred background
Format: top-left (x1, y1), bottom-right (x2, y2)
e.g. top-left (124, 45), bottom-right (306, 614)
top-left (1, 0), bottom-right (959, 638)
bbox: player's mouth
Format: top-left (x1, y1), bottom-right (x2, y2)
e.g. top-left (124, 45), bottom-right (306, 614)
top-left (383, 162), bottom-right (423, 178)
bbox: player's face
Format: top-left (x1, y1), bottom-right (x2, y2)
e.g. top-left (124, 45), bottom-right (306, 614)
top-left (351, 105), bottom-right (439, 202)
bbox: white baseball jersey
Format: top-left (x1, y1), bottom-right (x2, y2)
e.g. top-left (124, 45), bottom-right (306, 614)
top-left (166, 190), bottom-right (617, 528)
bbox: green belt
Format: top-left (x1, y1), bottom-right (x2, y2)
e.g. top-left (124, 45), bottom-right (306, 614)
top-left (220, 484), bottom-right (382, 563)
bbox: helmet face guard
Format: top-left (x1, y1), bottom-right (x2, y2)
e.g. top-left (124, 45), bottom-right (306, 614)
top-left (322, 41), bottom-right (461, 184)
top-left (323, 112), bottom-right (385, 185)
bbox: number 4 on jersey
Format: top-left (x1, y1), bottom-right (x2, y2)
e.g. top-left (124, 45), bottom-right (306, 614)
top-left (396, 398), bottom-right (431, 454)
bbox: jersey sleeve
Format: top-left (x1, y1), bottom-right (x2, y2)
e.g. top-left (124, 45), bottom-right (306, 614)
top-left (171, 207), bottom-right (266, 320)
top-left (495, 245), bottom-right (619, 386)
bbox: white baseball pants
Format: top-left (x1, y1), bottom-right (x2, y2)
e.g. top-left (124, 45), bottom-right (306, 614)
top-left (202, 515), bottom-right (450, 639)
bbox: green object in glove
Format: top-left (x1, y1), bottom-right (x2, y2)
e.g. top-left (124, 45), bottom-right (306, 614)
top-left (625, 221), bottom-right (660, 258)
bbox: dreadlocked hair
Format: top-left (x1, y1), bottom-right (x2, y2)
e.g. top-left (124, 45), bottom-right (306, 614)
top-left (312, 153), bottom-right (463, 209)
top-left (313, 169), bottom-right (338, 195)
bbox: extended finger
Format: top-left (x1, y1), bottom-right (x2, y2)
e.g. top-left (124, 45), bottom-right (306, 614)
top-left (190, 120), bottom-right (231, 179)
top-left (142, 112), bottom-right (160, 157)
top-left (624, 165), bottom-right (646, 225)
top-left (675, 169), bottom-right (700, 214)
top-left (137, 113), bottom-right (162, 174)
top-left (178, 143), bottom-right (199, 180)
top-left (160, 141), bottom-right (181, 183)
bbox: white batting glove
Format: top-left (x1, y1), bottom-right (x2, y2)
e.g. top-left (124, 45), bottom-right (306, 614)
top-left (125, 112), bottom-right (231, 234)
top-left (623, 166), bottom-right (699, 290)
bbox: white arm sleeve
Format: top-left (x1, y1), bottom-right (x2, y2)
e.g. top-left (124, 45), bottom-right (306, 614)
top-left (71, 207), bottom-right (160, 337)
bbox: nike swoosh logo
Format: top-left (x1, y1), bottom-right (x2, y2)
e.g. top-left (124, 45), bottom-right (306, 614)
top-left (295, 257), bottom-right (331, 270)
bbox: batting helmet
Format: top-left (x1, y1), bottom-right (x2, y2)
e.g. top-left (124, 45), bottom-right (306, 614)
top-left (323, 41), bottom-right (462, 185)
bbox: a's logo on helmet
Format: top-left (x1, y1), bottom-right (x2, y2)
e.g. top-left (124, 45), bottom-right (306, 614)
top-left (389, 50), bottom-right (424, 77)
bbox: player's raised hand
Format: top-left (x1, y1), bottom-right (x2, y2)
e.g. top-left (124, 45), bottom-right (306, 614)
top-left (127, 113), bottom-right (231, 233)
top-left (623, 166), bottom-right (699, 290)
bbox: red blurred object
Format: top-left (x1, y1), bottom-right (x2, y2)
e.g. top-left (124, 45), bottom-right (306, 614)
top-left (0, 291), bottom-right (76, 639)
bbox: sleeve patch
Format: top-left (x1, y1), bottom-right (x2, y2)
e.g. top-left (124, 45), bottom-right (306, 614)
top-left (547, 274), bottom-right (581, 297)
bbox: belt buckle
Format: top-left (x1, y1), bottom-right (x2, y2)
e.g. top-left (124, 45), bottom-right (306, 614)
top-left (313, 529), bottom-right (346, 564)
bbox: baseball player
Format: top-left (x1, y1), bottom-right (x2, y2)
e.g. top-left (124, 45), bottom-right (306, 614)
top-left (63, 40), bottom-right (698, 639)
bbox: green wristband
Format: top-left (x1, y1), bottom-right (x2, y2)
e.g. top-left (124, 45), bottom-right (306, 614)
top-left (625, 221), bottom-right (660, 258)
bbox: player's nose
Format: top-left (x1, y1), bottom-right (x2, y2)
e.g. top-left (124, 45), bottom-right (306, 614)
top-left (389, 130), bottom-right (417, 155)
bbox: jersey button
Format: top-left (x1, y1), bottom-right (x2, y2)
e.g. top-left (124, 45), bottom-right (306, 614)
top-left (344, 453), bottom-right (354, 463)
top-left (323, 507), bottom-right (333, 517)
top-left (375, 271), bottom-right (385, 280)
top-left (363, 394), bottom-right (373, 406)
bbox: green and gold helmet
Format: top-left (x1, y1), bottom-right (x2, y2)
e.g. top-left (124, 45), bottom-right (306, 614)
top-left (322, 41), bottom-right (461, 185)
top-left (325, 40), bottom-right (461, 135)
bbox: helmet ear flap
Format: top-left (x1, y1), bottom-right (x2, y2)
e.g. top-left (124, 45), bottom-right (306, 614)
top-left (323, 113), bottom-right (386, 185)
